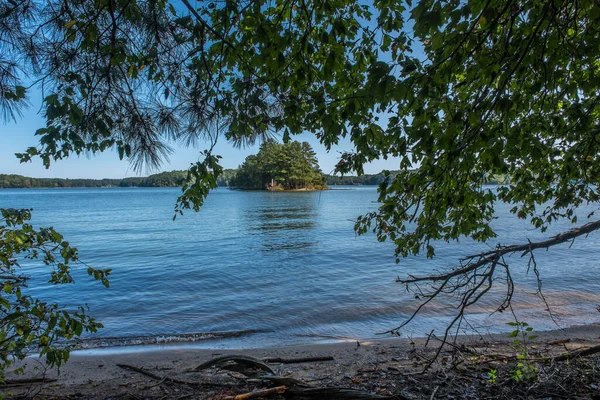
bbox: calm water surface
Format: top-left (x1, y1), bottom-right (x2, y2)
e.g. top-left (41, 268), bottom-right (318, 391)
top-left (1, 187), bottom-right (599, 349)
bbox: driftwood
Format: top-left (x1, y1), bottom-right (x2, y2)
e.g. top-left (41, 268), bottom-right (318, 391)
top-left (1, 377), bottom-right (57, 386)
top-left (195, 356), bottom-right (309, 386)
top-left (263, 356), bottom-right (334, 364)
top-left (223, 385), bottom-right (287, 400)
top-left (285, 387), bottom-right (393, 399)
top-left (117, 363), bottom-right (165, 381)
top-left (194, 355), bottom-right (275, 375)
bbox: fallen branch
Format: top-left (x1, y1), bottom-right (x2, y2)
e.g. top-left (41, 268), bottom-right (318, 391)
top-left (472, 344), bottom-right (600, 365)
top-left (224, 385), bottom-right (287, 400)
top-left (550, 343), bottom-right (600, 362)
top-left (117, 363), bottom-right (228, 387)
top-left (285, 387), bottom-right (394, 399)
top-left (1, 377), bottom-right (57, 385)
top-left (263, 356), bottom-right (334, 364)
top-left (117, 363), bottom-right (164, 381)
top-left (400, 219), bottom-right (600, 286)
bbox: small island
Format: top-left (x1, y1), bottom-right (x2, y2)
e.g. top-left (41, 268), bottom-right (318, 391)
top-left (229, 140), bottom-right (327, 191)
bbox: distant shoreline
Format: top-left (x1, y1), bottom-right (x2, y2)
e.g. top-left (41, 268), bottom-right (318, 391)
top-left (0, 170), bottom-right (417, 189)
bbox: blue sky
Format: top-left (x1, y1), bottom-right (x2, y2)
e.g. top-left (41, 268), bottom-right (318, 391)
top-left (0, 95), bottom-right (400, 179)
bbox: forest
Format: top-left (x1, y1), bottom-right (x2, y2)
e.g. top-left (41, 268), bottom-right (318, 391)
top-left (0, 170), bottom-right (238, 188)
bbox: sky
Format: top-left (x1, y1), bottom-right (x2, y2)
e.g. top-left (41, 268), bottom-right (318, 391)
top-left (0, 96), bottom-right (400, 179)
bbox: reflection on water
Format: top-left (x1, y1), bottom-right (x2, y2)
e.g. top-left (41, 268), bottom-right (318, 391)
top-left (245, 194), bottom-right (319, 252)
top-left (249, 207), bottom-right (316, 220)
top-left (262, 242), bottom-right (314, 252)
top-left (251, 222), bottom-right (315, 231)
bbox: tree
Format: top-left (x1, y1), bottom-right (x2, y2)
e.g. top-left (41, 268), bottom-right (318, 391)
top-left (2, 0), bottom-right (599, 346)
top-left (0, 208), bottom-right (110, 380)
top-left (230, 140), bottom-right (326, 190)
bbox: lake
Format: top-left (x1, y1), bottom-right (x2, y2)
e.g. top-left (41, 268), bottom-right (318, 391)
top-left (1, 186), bottom-right (599, 349)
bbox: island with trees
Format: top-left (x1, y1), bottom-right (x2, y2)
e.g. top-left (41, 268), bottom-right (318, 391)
top-left (229, 140), bottom-right (326, 191)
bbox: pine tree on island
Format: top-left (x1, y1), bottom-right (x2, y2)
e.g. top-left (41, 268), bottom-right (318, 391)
top-left (230, 140), bottom-right (327, 191)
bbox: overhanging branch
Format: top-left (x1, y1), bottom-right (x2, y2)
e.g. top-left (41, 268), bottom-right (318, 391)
top-left (384, 218), bottom-right (600, 362)
top-left (400, 219), bottom-right (600, 285)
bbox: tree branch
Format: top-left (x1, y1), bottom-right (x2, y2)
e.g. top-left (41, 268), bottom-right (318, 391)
top-left (179, 0), bottom-right (236, 50)
top-left (401, 219), bottom-right (600, 285)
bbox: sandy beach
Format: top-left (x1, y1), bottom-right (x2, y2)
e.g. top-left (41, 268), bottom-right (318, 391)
top-left (3, 323), bottom-right (600, 399)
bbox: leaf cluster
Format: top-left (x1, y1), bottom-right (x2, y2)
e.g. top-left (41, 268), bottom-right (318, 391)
top-left (0, 208), bottom-right (110, 380)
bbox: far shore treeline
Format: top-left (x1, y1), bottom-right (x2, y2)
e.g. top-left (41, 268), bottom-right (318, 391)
top-left (0, 171), bottom-right (511, 189)
top-left (1, 139), bottom-right (509, 190)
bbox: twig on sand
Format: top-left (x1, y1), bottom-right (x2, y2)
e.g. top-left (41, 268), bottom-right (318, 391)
top-left (429, 385), bottom-right (439, 400)
top-left (1, 377), bottom-right (57, 386)
top-left (262, 356), bottom-right (334, 364)
top-left (117, 363), bottom-right (164, 381)
top-left (117, 363), bottom-right (228, 387)
top-left (223, 385), bottom-right (287, 400)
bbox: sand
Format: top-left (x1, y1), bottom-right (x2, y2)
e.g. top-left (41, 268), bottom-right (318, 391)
top-left (3, 323), bottom-right (600, 399)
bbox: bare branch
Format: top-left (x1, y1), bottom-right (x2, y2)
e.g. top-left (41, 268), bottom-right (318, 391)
top-left (402, 219), bottom-right (600, 285)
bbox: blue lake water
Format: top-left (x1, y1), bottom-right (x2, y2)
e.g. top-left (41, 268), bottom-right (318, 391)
top-left (1, 186), bottom-right (599, 349)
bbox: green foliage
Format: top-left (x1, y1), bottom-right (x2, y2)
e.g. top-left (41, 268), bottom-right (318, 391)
top-left (326, 171), bottom-right (400, 186)
top-left (510, 354), bottom-right (539, 384)
top-left (0, 208), bottom-right (110, 380)
top-left (231, 140), bottom-right (326, 190)
top-left (0, 174), bottom-right (141, 189)
top-left (487, 368), bottom-right (497, 385)
top-left (175, 151), bottom-right (223, 217)
top-left (1, 170), bottom-right (396, 189)
top-left (507, 321), bottom-right (539, 383)
top-left (0, 170), bottom-right (238, 189)
top-left (216, 170), bottom-right (238, 187)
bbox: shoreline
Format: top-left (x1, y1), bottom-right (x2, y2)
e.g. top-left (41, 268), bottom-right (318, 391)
top-left (5, 323), bottom-right (600, 398)
top-left (67, 320), bottom-right (600, 355)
